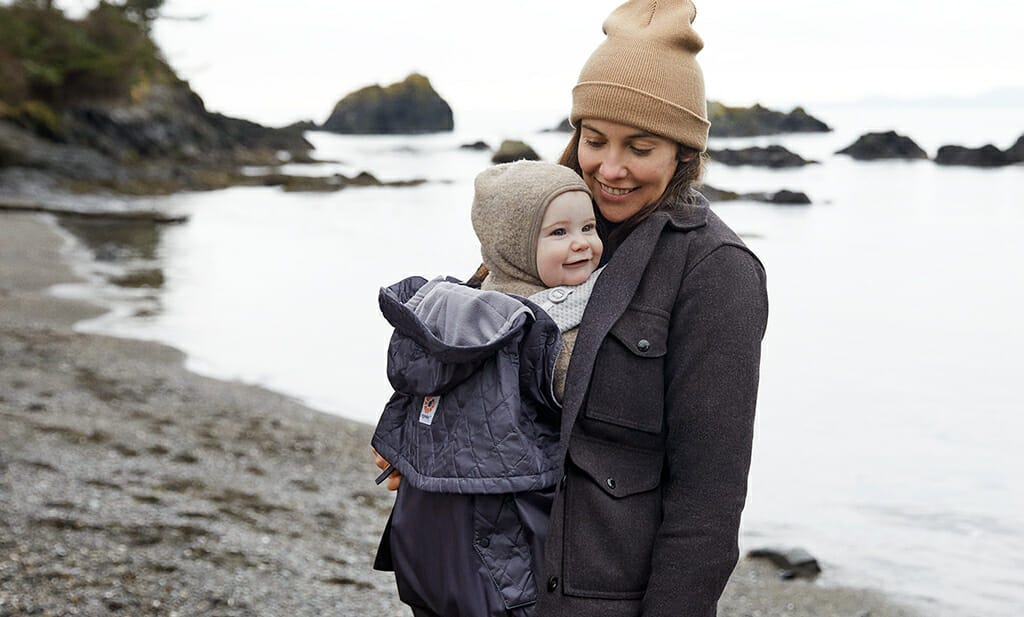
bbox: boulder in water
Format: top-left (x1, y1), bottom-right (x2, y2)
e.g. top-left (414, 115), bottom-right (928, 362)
top-left (708, 102), bottom-right (831, 137)
top-left (491, 140), bottom-right (540, 164)
top-left (836, 131), bottom-right (928, 160)
top-left (934, 144), bottom-right (1010, 167)
top-left (708, 145), bottom-right (814, 168)
top-left (322, 73), bottom-right (453, 135)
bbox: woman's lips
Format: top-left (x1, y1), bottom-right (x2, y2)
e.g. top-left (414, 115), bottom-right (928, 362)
top-left (598, 181), bottom-right (636, 196)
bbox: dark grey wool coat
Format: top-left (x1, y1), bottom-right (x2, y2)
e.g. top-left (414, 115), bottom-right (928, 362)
top-left (535, 193), bottom-right (769, 617)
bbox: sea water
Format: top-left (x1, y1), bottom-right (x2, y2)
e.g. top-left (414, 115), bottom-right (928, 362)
top-left (53, 105), bottom-right (1024, 617)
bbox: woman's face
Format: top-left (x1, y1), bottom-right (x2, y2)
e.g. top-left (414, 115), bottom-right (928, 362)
top-left (577, 119), bottom-right (681, 223)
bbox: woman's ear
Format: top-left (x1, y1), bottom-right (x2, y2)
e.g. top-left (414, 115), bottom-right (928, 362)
top-left (679, 150), bottom-right (697, 163)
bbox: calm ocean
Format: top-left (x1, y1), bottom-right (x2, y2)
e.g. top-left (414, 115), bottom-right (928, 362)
top-left (53, 105), bottom-right (1024, 617)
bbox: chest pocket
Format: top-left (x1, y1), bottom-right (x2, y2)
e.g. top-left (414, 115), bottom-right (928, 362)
top-left (584, 306), bottom-right (668, 434)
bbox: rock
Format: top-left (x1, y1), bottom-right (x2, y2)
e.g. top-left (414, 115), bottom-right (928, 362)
top-left (934, 144), bottom-right (1010, 167)
top-left (491, 140), bottom-right (541, 164)
top-left (708, 102), bottom-right (831, 137)
top-left (61, 85), bottom-right (313, 166)
top-left (1005, 134), bottom-right (1024, 163)
top-left (748, 547), bottom-right (822, 580)
top-left (460, 141), bottom-right (490, 151)
top-left (767, 189), bottom-right (812, 204)
top-left (698, 185), bottom-right (741, 202)
top-left (322, 73), bottom-right (453, 135)
top-left (543, 118), bottom-right (574, 133)
top-left (836, 131), bottom-right (928, 160)
top-left (708, 145), bottom-right (814, 168)
top-left (700, 185), bottom-right (811, 205)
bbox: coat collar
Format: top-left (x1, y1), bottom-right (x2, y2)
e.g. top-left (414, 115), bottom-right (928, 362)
top-left (664, 188), bottom-right (710, 231)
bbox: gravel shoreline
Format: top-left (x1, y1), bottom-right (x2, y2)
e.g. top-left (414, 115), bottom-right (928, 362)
top-left (1, 212), bottom-right (922, 617)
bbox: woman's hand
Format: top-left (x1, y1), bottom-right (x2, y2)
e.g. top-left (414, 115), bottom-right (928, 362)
top-left (372, 447), bottom-right (402, 491)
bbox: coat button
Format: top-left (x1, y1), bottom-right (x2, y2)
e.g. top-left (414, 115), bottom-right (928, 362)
top-left (606, 478), bottom-right (616, 490)
top-left (636, 339), bottom-right (651, 352)
top-left (479, 537), bottom-right (490, 548)
top-left (548, 287), bottom-right (569, 303)
top-left (547, 576), bottom-right (559, 592)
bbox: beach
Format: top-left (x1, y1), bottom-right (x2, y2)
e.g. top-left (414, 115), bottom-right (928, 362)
top-left (0, 211), bottom-right (924, 616)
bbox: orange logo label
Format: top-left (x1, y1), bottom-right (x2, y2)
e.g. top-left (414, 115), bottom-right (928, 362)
top-left (419, 395), bottom-right (440, 425)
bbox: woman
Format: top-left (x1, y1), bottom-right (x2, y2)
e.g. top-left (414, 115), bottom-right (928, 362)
top-left (376, 1), bottom-right (768, 616)
top-left (533, 2), bottom-right (767, 615)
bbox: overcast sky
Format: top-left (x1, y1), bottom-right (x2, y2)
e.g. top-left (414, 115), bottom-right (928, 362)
top-left (65, 0), bottom-right (1024, 126)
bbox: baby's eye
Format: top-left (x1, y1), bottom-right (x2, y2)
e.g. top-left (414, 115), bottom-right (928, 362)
top-left (582, 223), bottom-right (595, 233)
top-left (550, 228), bottom-right (566, 236)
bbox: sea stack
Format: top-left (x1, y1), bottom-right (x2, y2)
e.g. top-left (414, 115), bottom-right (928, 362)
top-left (322, 73), bottom-right (454, 134)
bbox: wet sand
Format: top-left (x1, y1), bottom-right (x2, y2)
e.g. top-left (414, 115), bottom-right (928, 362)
top-left (0, 213), bottom-right (921, 616)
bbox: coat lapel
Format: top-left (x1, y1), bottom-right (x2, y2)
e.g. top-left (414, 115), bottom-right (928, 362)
top-left (557, 212), bottom-right (669, 451)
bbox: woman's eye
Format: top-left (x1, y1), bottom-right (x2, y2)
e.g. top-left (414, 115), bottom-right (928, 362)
top-left (583, 138), bottom-right (605, 148)
top-left (631, 146), bottom-right (653, 156)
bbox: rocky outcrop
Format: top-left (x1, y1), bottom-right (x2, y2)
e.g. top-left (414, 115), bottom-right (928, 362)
top-left (544, 118), bottom-right (574, 133)
top-left (700, 185), bottom-right (811, 205)
top-left (708, 145), bottom-right (814, 168)
top-left (836, 131), bottom-right (928, 160)
top-left (934, 145), bottom-right (1010, 167)
top-left (0, 4), bottom-right (332, 196)
top-left (708, 102), bottom-right (830, 137)
top-left (322, 73), bottom-right (453, 135)
top-left (56, 85), bottom-right (313, 166)
top-left (934, 135), bottom-right (1024, 167)
top-left (491, 140), bottom-right (540, 164)
top-left (0, 81), bottom-right (323, 195)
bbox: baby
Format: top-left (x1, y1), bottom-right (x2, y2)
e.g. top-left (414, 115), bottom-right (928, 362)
top-left (372, 161), bottom-right (602, 617)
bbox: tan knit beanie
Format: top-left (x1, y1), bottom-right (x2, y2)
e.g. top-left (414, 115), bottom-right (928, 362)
top-left (572, 0), bottom-right (710, 152)
top-left (471, 161), bottom-right (592, 298)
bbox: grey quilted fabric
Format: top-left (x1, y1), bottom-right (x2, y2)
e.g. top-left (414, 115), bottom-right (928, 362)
top-left (371, 276), bottom-right (563, 494)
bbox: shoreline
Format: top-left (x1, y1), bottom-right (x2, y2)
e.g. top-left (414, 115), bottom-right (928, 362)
top-left (1, 212), bottom-right (923, 616)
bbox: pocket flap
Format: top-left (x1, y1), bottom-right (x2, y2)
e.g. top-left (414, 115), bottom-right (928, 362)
top-left (568, 435), bottom-right (662, 498)
top-left (607, 307), bottom-right (668, 358)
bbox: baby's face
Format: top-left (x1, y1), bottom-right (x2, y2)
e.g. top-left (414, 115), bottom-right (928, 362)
top-left (536, 190), bottom-right (603, 287)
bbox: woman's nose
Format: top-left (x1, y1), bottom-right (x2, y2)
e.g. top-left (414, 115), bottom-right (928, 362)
top-left (599, 150), bottom-right (627, 179)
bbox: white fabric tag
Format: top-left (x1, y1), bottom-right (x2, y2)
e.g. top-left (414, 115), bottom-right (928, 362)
top-left (419, 395), bottom-right (440, 425)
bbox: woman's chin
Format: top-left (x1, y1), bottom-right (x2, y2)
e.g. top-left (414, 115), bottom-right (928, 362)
top-left (596, 196), bottom-right (644, 222)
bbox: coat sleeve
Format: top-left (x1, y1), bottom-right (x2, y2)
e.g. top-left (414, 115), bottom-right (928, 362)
top-left (641, 244), bottom-right (769, 617)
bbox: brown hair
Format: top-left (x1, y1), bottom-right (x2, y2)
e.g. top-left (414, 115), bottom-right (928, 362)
top-left (558, 125), bottom-right (706, 249)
